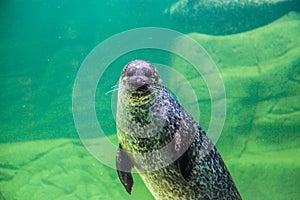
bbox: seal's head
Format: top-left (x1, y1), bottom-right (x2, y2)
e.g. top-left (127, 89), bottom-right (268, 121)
top-left (120, 60), bottom-right (162, 95)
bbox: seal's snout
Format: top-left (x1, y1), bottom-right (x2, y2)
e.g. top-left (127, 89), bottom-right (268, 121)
top-left (129, 76), bottom-right (148, 89)
top-left (121, 60), bottom-right (160, 93)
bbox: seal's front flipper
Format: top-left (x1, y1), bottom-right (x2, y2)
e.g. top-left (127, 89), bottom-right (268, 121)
top-left (173, 132), bottom-right (195, 182)
top-left (116, 145), bottom-right (134, 194)
top-left (177, 146), bottom-right (195, 182)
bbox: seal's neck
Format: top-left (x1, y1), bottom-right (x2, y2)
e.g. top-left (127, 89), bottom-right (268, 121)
top-left (128, 91), bottom-right (156, 107)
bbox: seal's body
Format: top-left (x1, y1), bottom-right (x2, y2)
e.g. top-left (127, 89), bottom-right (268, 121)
top-left (116, 60), bottom-right (242, 200)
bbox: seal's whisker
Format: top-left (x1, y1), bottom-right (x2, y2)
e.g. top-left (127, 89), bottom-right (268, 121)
top-left (111, 84), bottom-right (119, 89)
top-left (105, 88), bottom-right (118, 95)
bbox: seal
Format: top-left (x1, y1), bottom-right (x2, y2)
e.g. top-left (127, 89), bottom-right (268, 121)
top-left (166, 0), bottom-right (300, 35)
top-left (116, 60), bottom-right (242, 199)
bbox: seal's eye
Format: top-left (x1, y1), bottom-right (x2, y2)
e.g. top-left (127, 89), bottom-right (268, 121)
top-left (124, 66), bottom-right (136, 77)
top-left (144, 67), bottom-right (153, 77)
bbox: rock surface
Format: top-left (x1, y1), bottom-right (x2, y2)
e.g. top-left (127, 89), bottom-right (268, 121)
top-left (165, 0), bottom-right (300, 35)
top-left (0, 137), bottom-right (298, 200)
top-left (0, 138), bottom-right (154, 200)
top-left (169, 11), bottom-right (300, 199)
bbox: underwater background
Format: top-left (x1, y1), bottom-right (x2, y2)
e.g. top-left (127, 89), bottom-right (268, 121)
top-left (1, 0), bottom-right (299, 199)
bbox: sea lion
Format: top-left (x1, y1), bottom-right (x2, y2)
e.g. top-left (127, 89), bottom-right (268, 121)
top-left (116, 60), bottom-right (242, 199)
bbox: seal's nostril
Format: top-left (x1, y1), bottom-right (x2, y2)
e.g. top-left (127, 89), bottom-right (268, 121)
top-left (136, 77), bottom-right (142, 84)
top-left (131, 77), bottom-right (147, 89)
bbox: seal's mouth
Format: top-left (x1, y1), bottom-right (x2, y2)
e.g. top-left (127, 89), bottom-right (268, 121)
top-left (135, 84), bottom-right (149, 92)
top-left (125, 82), bottom-right (152, 95)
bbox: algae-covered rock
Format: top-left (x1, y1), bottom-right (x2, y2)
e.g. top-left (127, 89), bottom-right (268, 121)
top-left (0, 138), bottom-right (154, 200)
top-left (170, 11), bottom-right (300, 199)
top-left (0, 138), bottom-right (299, 200)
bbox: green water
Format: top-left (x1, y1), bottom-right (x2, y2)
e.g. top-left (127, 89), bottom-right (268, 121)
top-left (1, 1), bottom-right (299, 200)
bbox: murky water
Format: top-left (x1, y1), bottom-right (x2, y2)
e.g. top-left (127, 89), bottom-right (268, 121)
top-left (1, 1), bottom-right (299, 199)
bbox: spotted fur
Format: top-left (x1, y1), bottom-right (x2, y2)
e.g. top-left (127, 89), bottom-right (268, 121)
top-left (116, 60), bottom-right (242, 200)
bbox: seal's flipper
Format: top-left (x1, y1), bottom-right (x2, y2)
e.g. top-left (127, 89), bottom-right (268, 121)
top-left (116, 145), bottom-right (134, 194)
top-left (177, 146), bottom-right (195, 182)
top-left (173, 132), bottom-right (196, 182)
